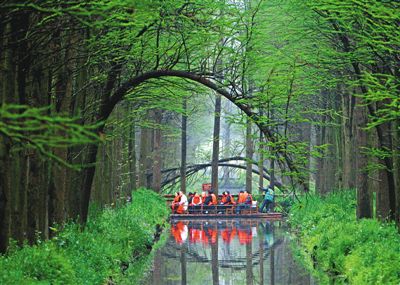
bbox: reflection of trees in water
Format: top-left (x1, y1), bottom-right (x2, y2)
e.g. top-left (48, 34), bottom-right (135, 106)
top-left (163, 228), bottom-right (283, 271)
top-left (148, 221), bottom-right (314, 285)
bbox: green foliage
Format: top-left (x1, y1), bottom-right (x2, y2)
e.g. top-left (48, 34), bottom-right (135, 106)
top-left (0, 189), bottom-right (168, 285)
top-left (0, 104), bottom-right (101, 168)
top-left (290, 190), bottom-right (400, 284)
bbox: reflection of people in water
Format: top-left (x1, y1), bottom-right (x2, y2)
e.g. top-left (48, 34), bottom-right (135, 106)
top-left (236, 221), bottom-right (253, 244)
top-left (171, 222), bottom-right (188, 244)
top-left (259, 221), bottom-right (274, 248)
top-left (221, 225), bottom-right (238, 244)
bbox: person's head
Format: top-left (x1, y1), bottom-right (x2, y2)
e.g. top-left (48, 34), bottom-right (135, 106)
top-left (239, 190), bottom-right (244, 194)
top-left (209, 190), bottom-right (214, 195)
top-left (227, 191), bottom-right (230, 195)
top-left (178, 191), bottom-right (183, 196)
top-left (244, 190), bottom-right (248, 193)
top-left (188, 192), bottom-right (193, 196)
top-left (193, 191), bottom-right (197, 195)
top-left (175, 192), bottom-right (179, 197)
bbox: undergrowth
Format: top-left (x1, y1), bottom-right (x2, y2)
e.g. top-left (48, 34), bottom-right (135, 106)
top-left (289, 190), bottom-right (400, 285)
top-left (0, 188), bottom-right (169, 284)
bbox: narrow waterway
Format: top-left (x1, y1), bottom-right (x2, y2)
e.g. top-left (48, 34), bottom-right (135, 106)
top-left (145, 219), bottom-right (316, 285)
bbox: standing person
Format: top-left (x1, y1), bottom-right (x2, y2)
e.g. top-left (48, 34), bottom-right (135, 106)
top-left (259, 185), bottom-right (274, 213)
top-left (176, 191), bottom-right (188, 214)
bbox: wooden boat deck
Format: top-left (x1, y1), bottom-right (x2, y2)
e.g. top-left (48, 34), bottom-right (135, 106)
top-left (170, 212), bottom-right (282, 220)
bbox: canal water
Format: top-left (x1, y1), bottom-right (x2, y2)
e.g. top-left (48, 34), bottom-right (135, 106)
top-left (145, 219), bottom-right (316, 285)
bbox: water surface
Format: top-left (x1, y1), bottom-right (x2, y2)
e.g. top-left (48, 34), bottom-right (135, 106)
top-left (146, 219), bottom-right (315, 285)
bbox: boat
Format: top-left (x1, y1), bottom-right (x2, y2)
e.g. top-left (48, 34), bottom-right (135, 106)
top-left (170, 212), bottom-right (282, 220)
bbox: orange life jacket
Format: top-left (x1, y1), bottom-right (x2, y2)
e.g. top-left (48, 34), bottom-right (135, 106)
top-left (209, 193), bottom-right (217, 205)
top-left (221, 195), bottom-right (227, 204)
top-left (192, 194), bottom-right (202, 205)
top-left (245, 194), bottom-right (253, 204)
top-left (238, 193), bottom-right (246, 204)
top-left (171, 195), bottom-right (180, 211)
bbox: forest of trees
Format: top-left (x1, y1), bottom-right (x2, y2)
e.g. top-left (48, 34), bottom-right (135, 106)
top-left (1, 0), bottom-right (399, 253)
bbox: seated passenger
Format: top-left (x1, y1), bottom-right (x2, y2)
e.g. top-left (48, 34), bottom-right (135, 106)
top-left (220, 191), bottom-right (228, 204)
top-left (176, 191), bottom-right (188, 214)
top-left (190, 192), bottom-right (202, 206)
top-left (171, 192), bottom-right (180, 213)
top-left (226, 191), bottom-right (236, 205)
top-left (201, 190), bottom-right (207, 202)
top-left (236, 190), bottom-right (252, 214)
top-left (237, 190), bottom-right (245, 204)
top-left (187, 192), bottom-right (194, 204)
top-left (204, 190), bottom-right (217, 206)
top-left (220, 191), bottom-right (235, 205)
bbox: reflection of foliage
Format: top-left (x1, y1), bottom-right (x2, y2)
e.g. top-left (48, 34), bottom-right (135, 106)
top-left (0, 104), bottom-right (101, 168)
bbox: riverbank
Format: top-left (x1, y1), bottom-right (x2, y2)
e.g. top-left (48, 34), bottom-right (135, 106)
top-left (0, 188), bottom-right (169, 284)
top-left (289, 190), bottom-right (400, 284)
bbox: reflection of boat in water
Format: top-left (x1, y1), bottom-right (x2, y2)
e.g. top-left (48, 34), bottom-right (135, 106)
top-left (170, 220), bottom-right (273, 246)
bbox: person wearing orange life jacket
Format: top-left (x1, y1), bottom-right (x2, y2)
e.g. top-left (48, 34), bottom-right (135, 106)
top-left (190, 192), bottom-right (202, 206)
top-left (176, 191), bottom-right (188, 214)
top-left (171, 192), bottom-right (180, 213)
top-left (201, 190), bottom-right (207, 203)
top-left (204, 190), bottom-right (218, 206)
top-left (236, 190), bottom-right (252, 214)
top-left (237, 190), bottom-right (245, 204)
top-left (210, 191), bottom-right (218, 205)
top-left (220, 191), bottom-right (228, 204)
top-left (220, 191), bottom-right (235, 205)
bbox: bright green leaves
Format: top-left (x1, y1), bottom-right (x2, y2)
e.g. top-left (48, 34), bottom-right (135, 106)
top-left (0, 104), bottom-right (101, 168)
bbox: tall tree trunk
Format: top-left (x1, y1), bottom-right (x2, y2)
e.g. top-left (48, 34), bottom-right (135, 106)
top-left (211, 94), bottom-right (222, 195)
top-left (258, 130), bottom-right (264, 193)
top-left (393, 118), bottom-right (400, 227)
top-left (355, 96), bottom-right (372, 219)
top-left (222, 100), bottom-right (232, 185)
top-left (128, 120), bottom-right (137, 192)
top-left (152, 110), bottom-right (162, 192)
top-left (138, 111), bottom-right (153, 188)
top-left (180, 98), bottom-right (187, 193)
top-left (246, 118), bottom-right (253, 193)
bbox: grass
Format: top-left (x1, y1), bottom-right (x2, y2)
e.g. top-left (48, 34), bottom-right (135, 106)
top-left (0, 188), bottom-right (169, 285)
top-left (289, 189), bottom-right (400, 285)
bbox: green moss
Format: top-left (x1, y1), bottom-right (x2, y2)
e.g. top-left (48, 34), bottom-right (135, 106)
top-left (0, 188), bottom-right (168, 284)
top-left (290, 190), bottom-right (400, 285)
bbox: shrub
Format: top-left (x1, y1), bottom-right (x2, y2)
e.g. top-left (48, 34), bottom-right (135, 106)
top-left (0, 188), bottom-right (168, 284)
top-left (290, 190), bottom-right (400, 285)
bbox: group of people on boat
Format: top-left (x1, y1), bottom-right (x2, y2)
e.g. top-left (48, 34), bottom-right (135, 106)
top-left (170, 185), bottom-right (274, 214)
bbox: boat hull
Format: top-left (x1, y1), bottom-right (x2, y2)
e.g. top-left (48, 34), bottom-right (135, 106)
top-left (170, 212), bottom-right (282, 220)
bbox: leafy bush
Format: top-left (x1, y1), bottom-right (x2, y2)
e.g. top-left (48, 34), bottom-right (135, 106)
top-left (0, 188), bottom-right (168, 284)
top-left (290, 190), bottom-right (400, 285)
